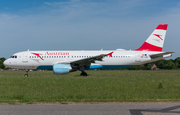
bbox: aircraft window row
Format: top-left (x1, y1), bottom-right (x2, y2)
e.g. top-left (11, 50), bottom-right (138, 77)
top-left (112, 56), bottom-right (131, 58)
top-left (105, 56), bottom-right (130, 58)
top-left (29, 55), bottom-right (130, 59)
top-left (29, 56), bottom-right (94, 58)
top-left (72, 56), bottom-right (92, 58)
top-left (30, 56), bottom-right (68, 58)
top-left (10, 55), bottom-right (17, 58)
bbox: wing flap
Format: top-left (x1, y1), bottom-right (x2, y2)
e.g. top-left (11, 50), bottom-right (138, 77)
top-left (70, 52), bottom-right (113, 66)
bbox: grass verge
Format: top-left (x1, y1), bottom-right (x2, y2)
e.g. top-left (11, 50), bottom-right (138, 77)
top-left (0, 70), bottom-right (180, 104)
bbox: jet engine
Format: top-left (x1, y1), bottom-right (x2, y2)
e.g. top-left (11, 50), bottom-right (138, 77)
top-left (53, 64), bottom-right (73, 75)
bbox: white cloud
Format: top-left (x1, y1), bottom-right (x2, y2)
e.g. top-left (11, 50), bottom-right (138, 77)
top-left (44, 2), bottom-right (62, 6)
top-left (43, 0), bottom-right (145, 18)
top-left (5, 7), bottom-right (10, 10)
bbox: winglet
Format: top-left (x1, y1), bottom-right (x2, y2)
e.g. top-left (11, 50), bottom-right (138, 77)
top-left (108, 52), bottom-right (113, 57)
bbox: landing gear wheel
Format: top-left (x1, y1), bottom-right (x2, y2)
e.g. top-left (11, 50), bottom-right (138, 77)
top-left (24, 69), bottom-right (29, 77)
top-left (80, 72), bottom-right (87, 76)
top-left (24, 74), bottom-right (28, 77)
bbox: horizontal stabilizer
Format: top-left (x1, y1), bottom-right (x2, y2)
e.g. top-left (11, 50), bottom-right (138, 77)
top-left (149, 52), bottom-right (174, 58)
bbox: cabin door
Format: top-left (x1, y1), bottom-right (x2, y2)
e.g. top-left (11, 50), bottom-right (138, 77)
top-left (22, 52), bottom-right (28, 63)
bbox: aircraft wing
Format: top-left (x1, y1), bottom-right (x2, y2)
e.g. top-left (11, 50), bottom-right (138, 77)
top-left (149, 52), bottom-right (174, 58)
top-left (70, 52), bottom-right (113, 67)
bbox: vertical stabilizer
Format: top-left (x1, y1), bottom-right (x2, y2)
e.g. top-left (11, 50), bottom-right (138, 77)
top-left (135, 24), bottom-right (168, 52)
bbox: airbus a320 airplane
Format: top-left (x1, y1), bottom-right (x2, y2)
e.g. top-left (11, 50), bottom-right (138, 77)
top-left (4, 24), bottom-right (173, 76)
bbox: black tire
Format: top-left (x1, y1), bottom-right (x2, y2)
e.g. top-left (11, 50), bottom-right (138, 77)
top-left (83, 72), bottom-right (87, 76)
top-left (80, 72), bottom-right (87, 76)
top-left (24, 74), bottom-right (28, 77)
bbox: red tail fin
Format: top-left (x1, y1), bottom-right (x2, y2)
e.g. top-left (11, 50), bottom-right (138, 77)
top-left (135, 24), bottom-right (168, 52)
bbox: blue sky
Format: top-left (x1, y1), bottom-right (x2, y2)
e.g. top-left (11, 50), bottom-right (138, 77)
top-left (0, 0), bottom-right (180, 59)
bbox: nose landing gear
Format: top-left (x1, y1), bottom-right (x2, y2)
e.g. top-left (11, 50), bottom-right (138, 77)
top-left (24, 69), bottom-right (28, 77)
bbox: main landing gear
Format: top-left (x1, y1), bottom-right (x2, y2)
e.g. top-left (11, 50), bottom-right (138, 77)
top-left (24, 69), bottom-right (28, 77)
top-left (79, 66), bottom-right (88, 76)
top-left (80, 71), bottom-right (87, 76)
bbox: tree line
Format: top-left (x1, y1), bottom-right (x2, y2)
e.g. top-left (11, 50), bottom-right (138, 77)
top-left (0, 57), bottom-right (5, 69)
top-left (0, 57), bottom-right (180, 70)
top-left (124, 57), bottom-right (180, 70)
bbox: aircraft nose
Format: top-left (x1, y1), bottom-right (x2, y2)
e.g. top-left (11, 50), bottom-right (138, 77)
top-left (3, 60), bottom-right (9, 67)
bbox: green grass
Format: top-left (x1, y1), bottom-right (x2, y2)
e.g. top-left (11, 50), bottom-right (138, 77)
top-left (0, 70), bottom-right (180, 104)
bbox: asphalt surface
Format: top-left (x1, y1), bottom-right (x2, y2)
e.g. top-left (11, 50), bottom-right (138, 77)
top-left (0, 103), bottom-right (180, 115)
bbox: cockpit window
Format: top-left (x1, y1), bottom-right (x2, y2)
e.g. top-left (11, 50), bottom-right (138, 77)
top-left (10, 55), bottom-right (17, 58)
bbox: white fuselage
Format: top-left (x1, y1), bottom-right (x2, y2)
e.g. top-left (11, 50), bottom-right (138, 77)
top-left (3, 24), bottom-right (173, 76)
top-left (4, 50), bottom-right (170, 70)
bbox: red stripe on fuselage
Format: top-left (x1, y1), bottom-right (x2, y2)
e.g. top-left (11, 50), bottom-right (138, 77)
top-left (135, 42), bottom-right (162, 52)
top-left (156, 24), bottom-right (168, 30)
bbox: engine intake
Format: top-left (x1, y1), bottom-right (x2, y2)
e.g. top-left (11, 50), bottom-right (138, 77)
top-left (53, 64), bottom-right (72, 75)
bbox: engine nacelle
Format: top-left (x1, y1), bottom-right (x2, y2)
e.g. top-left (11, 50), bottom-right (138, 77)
top-left (53, 64), bottom-right (72, 75)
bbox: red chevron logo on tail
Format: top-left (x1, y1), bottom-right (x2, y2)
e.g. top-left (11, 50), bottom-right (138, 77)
top-left (153, 34), bottom-right (163, 40)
